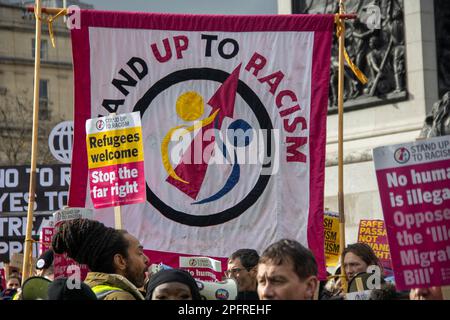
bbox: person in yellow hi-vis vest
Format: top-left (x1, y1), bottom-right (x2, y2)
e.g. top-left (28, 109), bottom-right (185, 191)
top-left (52, 218), bottom-right (149, 300)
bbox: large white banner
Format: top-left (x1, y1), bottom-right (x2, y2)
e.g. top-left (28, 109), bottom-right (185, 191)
top-left (69, 11), bottom-right (333, 278)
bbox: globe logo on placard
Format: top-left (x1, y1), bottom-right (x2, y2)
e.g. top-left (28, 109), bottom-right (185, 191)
top-left (393, 147), bottom-right (410, 164)
top-left (48, 121), bottom-right (74, 164)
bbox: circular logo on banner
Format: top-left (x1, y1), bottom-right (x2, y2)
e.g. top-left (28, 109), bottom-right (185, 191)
top-left (96, 119), bottom-right (105, 130)
top-left (189, 259), bottom-right (197, 267)
top-left (48, 121), bottom-right (74, 164)
top-left (134, 67), bottom-right (275, 227)
top-left (394, 147), bottom-right (410, 164)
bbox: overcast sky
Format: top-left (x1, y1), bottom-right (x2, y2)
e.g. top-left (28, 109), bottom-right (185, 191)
top-left (85, 0), bottom-right (278, 14)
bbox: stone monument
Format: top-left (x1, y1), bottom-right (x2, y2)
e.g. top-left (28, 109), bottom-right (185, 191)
top-left (293, 0), bottom-right (408, 112)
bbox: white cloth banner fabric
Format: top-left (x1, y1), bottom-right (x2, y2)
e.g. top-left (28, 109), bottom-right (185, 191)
top-left (69, 11), bottom-right (333, 278)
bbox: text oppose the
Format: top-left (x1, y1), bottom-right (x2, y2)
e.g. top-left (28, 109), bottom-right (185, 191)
top-left (374, 136), bottom-right (450, 290)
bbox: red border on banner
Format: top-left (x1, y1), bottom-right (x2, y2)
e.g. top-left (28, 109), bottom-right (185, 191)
top-left (73, 10), bottom-right (333, 32)
top-left (307, 29), bottom-right (331, 280)
top-left (69, 22), bottom-right (91, 207)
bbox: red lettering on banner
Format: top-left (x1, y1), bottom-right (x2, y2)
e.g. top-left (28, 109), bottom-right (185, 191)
top-left (280, 105), bottom-right (301, 118)
top-left (276, 90), bottom-right (297, 108)
top-left (286, 137), bottom-right (307, 163)
top-left (258, 71), bottom-right (285, 95)
top-left (151, 36), bottom-right (189, 63)
top-left (174, 35), bottom-right (189, 59)
top-left (284, 117), bottom-right (307, 133)
top-left (151, 38), bottom-right (172, 62)
top-left (245, 52), bottom-right (267, 76)
top-left (244, 52), bottom-right (309, 163)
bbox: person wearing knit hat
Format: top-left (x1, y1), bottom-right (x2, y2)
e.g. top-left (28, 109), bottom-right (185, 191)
top-left (47, 277), bottom-right (97, 300)
top-left (52, 218), bottom-right (149, 300)
top-left (145, 269), bottom-right (202, 300)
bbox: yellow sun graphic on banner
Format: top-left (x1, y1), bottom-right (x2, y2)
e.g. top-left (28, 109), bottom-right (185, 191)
top-left (176, 91), bottom-right (204, 121)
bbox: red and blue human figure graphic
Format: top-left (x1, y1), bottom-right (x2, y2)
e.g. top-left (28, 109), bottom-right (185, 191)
top-left (161, 64), bottom-right (254, 204)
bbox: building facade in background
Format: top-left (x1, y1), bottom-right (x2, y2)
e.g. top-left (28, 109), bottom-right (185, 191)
top-left (0, 1), bottom-right (79, 165)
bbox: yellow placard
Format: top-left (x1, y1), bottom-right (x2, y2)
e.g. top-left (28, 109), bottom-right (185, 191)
top-left (324, 211), bottom-right (340, 267)
top-left (86, 127), bottom-right (144, 169)
top-left (358, 219), bottom-right (391, 262)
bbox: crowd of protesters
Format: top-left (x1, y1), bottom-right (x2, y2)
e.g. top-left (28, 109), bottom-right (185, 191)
top-left (0, 218), bottom-right (445, 300)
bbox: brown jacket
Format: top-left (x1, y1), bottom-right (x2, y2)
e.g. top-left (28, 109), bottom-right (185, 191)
top-left (84, 272), bottom-right (145, 300)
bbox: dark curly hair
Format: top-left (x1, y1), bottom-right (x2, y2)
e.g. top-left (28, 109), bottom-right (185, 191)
top-left (52, 218), bottom-right (129, 273)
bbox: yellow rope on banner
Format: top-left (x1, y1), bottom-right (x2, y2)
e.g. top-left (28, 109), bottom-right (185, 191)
top-left (47, 8), bottom-right (67, 48)
top-left (34, 7), bottom-right (67, 48)
top-left (334, 14), bottom-right (368, 85)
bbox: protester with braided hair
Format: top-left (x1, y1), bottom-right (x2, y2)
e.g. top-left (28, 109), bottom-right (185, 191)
top-left (52, 218), bottom-right (149, 300)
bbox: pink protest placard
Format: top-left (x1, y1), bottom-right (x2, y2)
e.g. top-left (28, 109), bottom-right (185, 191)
top-left (373, 136), bottom-right (450, 290)
top-left (53, 253), bottom-right (90, 281)
top-left (88, 162), bottom-right (146, 209)
top-left (39, 227), bottom-right (55, 255)
top-left (0, 268), bottom-right (6, 290)
top-left (85, 112), bottom-right (146, 209)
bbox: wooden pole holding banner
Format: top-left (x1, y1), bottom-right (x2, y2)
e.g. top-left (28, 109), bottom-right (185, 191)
top-left (26, 6), bottom-right (123, 232)
top-left (114, 206), bottom-right (122, 230)
top-left (22, 3), bottom-right (68, 283)
top-left (337, 0), bottom-right (348, 293)
top-left (22, 0), bottom-right (42, 283)
top-left (109, 112), bottom-right (123, 230)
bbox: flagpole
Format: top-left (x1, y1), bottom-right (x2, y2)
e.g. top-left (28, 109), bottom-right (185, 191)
top-left (110, 112), bottom-right (122, 230)
top-left (114, 206), bottom-right (122, 230)
top-left (337, 0), bottom-right (348, 292)
top-left (22, 0), bottom-right (43, 283)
